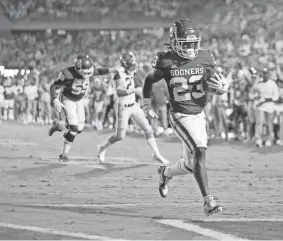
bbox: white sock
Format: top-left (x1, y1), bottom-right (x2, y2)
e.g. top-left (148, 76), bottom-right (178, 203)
top-left (62, 140), bottom-right (72, 155)
top-left (164, 159), bottom-right (193, 178)
top-left (100, 138), bottom-right (113, 151)
top-left (147, 137), bottom-right (161, 157)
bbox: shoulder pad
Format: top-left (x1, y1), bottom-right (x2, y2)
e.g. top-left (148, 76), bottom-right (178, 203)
top-left (152, 51), bottom-right (173, 69)
top-left (60, 67), bottom-right (74, 80)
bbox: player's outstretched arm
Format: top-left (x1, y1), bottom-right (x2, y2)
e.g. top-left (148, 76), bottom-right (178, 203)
top-left (142, 69), bottom-right (164, 119)
top-left (94, 67), bottom-right (117, 76)
top-left (142, 69), bottom-right (163, 98)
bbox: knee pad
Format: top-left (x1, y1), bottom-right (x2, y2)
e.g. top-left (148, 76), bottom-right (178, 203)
top-left (64, 125), bottom-right (78, 143)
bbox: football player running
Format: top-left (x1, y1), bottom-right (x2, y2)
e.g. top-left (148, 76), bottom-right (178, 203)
top-left (142, 19), bottom-right (228, 216)
top-left (97, 52), bottom-right (169, 165)
top-left (49, 55), bottom-right (117, 162)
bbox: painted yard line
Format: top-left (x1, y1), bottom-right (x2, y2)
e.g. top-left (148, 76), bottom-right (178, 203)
top-left (0, 141), bottom-right (37, 146)
top-left (24, 202), bottom-right (281, 209)
top-left (0, 222), bottom-right (124, 240)
top-left (57, 161), bottom-right (107, 169)
top-left (190, 218), bottom-right (283, 222)
top-left (40, 156), bottom-right (159, 166)
top-left (41, 155), bottom-right (138, 162)
top-left (156, 219), bottom-right (247, 240)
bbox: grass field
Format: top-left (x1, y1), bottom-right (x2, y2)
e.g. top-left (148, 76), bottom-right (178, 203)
top-left (0, 122), bottom-right (282, 240)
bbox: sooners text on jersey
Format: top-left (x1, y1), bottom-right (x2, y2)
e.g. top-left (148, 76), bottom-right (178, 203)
top-left (152, 49), bottom-right (215, 115)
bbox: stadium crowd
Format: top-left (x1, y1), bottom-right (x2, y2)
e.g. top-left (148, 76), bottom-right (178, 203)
top-left (1, 0), bottom-right (283, 147)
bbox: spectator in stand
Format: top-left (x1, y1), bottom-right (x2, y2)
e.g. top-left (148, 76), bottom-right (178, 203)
top-left (3, 78), bottom-right (15, 121)
top-left (38, 76), bottom-right (52, 124)
top-left (251, 68), bottom-right (279, 147)
top-left (24, 76), bottom-right (39, 124)
top-left (230, 68), bottom-right (249, 140)
top-left (246, 67), bottom-right (259, 142)
top-left (275, 66), bottom-right (283, 145)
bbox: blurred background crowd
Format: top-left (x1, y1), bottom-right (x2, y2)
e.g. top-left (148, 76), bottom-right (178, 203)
top-left (1, 0), bottom-right (283, 147)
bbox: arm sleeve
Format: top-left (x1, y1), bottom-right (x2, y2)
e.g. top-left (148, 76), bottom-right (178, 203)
top-left (142, 69), bottom-right (164, 99)
top-left (94, 68), bottom-right (110, 76)
top-left (50, 71), bottom-right (67, 99)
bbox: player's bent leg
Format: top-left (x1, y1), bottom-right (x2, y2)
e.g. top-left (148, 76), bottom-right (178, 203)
top-left (160, 143), bottom-right (193, 198)
top-left (97, 104), bottom-right (130, 163)
top-left (49, 119), bottom-right (66, 136)
top-left (132, 104), bottom-right (169, 164)
top-left (59, 125), bottom-right (78, 162)
top-left (97, 128), bottom-right (127, 163)
top-left (193, 147), bottom-right (222, 216)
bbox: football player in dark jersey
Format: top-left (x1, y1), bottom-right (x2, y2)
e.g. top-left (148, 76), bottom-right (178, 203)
top-left (49, 55), bottom-right (117, 162)
top-left (142, 19), bottom-right (228, 216)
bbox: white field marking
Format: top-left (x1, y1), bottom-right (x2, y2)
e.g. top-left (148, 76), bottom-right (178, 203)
top-left (40, 156), bottom-right (159, 166)
top-left (156, 219), bottom-right (246, 240)
top-left (57, 161), bottom-right (107, 169)
top-left (190, 218), bottom-right (283, 222)
top-left (0, 222), bottom-right (124, 240)
top-left (0, 140), bottom-right (37, 146)
top-left (24, 202), bottom-right (282, 209)
top-left (42, 155), bottom-right (138, 162)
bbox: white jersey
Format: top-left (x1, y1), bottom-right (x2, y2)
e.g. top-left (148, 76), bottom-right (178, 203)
top-left (114, 67), bottom-right (136, 105)
top-left (24, 85), bottom-right (38, 100)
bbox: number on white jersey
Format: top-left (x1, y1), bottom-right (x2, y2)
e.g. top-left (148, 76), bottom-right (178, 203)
top-left (170, 75), bottom-right (205, 102)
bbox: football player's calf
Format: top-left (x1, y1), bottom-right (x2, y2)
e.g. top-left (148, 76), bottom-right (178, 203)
top-left (132, 108), bottom-right (169, 164)
top-left (60, 122), bottom-right (84, 162)
top-left (159, 143), bottom-right (193, 197)
top-left (97, 127), bottom-right (126, 162)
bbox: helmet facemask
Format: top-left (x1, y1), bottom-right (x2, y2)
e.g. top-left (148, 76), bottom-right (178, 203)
top-left (75, 57), bottom-right (94, 78)
top-left (171, 35), bottom-right (201, 60)
top-left (77, 66), bottom-right (94, 78)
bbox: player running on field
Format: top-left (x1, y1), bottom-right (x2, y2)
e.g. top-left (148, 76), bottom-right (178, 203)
top-left (97, 52), bottom-right (169, 165)
top-left (49, 55), bottom-right (117, 162)
top-left (142, 19), bottom-right (228, 216)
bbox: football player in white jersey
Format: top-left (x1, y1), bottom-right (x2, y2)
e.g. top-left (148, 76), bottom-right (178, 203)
top-left (97, 52), bottom-right (169, 165)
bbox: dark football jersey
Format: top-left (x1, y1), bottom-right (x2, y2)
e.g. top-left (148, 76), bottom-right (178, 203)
top-left (54, 66), bottom-right (90, 101)
top-left (152, 49), bottom-right (216, 114)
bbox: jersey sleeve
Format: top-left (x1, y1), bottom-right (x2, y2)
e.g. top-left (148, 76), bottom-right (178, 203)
top-left (151, 51), bottom-right (170, 70)
top-left (50, 69), bottom-right (71, 99)
top-left (94, 67), bottom-right (110, 76)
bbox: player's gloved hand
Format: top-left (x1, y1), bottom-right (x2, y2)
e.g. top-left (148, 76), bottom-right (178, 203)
top-left (142, 98), bottom-right (158, 119)
top-left (53, 98), bottom-right (65, 112)
top-left (208, 72), bottom-right (228, 93)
